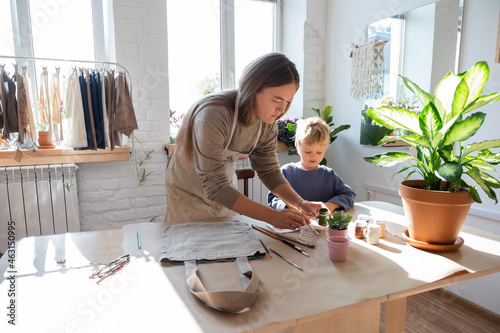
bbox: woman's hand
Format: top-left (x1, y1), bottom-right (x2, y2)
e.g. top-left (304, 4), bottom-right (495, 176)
top-left (297, 200), bottom-right (322, 218)
top-left (269, 209), bottom-right (313, 230)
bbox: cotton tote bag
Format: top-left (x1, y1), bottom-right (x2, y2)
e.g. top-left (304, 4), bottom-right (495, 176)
top-left (160, 221), bottom-right (265, 313)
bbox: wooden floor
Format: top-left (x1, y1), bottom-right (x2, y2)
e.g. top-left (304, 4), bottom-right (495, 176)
top-left (380, 288), bottom-right (500, 332)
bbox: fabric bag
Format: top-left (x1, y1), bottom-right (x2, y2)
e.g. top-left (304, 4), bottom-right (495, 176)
top-left (160, 221), bottom-right (264, 313)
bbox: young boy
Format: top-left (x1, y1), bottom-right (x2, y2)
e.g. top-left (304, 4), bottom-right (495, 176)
top-left (268, 117), bottom-right (356, 212)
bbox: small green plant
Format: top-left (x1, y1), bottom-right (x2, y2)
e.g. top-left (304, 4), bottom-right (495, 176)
top-left (327, 210), bottom-right (353, 230)
top-left (37, 121), bottom-right (48, 131)
top-left (138, 149), bottom-right (154, 166)
top-left (134, 135), bottom-right (155, 185)
top-left (63, 182), bottom-right (74, 191)
top-left (276, 118), bottom-right (297, 147)
top-left (310, 106), bottom-right (351, 145)
top-left (138, 169), bottom-right (153, 185)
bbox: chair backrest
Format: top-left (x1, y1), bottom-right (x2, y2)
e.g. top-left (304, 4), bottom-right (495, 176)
top-left (235, 169), bottom-right (255, 197)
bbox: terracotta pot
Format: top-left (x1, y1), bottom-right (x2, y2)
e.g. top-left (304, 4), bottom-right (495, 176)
top-left (328, 228), bottom-right (348, 238)
top-left (37, 131), bottom-right (55, 149)
top-left (327, 236), bottom-right (349, 262)
top-left (399, 180), bottom-right (474, 245)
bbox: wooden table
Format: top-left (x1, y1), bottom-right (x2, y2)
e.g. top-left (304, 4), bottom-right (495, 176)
top-left (1, 201), bottom-right (500, 332)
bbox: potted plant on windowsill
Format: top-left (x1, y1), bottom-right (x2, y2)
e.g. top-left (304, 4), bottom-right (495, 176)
top-left (363, 61), bottom-right (500, 250)
top-left (327, 210), bottom-right (353, 238)
top-left (36, 121), bottom-right (55, 149)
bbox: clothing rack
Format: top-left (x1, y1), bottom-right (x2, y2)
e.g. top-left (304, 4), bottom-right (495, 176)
top-left (0, 54), bottom-right (132, 95)
top-left (1, 54), bottom-right (139, 223)
top-left (0, 53), bottom-right (137, 158)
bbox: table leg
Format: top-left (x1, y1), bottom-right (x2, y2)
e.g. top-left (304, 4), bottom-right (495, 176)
top-left (291, 300), bottom-right (381, 333)
top-left (385, 297), bottom-right (407, 333)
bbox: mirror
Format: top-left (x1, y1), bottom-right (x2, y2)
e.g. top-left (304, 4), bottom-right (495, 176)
top-left (359, 0), bottom-right (464, 146)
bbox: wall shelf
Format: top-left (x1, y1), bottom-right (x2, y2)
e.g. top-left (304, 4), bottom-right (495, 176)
top-left (0, 147), bottom-right (131, 167)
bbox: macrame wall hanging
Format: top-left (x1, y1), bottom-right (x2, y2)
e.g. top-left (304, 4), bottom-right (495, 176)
top-left (350, 39), bottom-right (387, 98)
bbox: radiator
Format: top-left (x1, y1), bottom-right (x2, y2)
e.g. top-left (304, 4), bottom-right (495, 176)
top-left (235, 159), bottom-right (268, 205)
top-left (0, 164), bottom-right (80, 253)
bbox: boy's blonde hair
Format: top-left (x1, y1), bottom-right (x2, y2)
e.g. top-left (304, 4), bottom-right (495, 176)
top-left (295, 117), bottom-right (330, 146)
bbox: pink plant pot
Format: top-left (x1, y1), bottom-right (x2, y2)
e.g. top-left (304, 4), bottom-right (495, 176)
top-left (327, 236), bottom-right (349, 262)
top-left (328, 228), bottom-right (348, 238)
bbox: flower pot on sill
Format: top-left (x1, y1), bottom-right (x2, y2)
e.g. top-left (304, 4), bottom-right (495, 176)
top-left (399, 180), bottom-right (474, 246)
top-left (37, 131), bottom-right (55, 149)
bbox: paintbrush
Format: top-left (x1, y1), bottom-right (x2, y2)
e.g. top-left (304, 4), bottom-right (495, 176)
top-left (265, 225), bottom-right (316, 248)
top-left (272, 193), bottom-right (320, 235)
top-left (252, 225), bottom-right (309, 257)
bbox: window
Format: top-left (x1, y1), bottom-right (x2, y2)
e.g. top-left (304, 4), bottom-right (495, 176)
top-left (363, 16), bottom-right (404, 111)
top-left (167, 0), bottom-right (279, 138)
top-left (2, 1), bottom-right (113, 125)
top-left (0, 1), bottom-right (15, 56)
top-left (29, 0), bottom-right (95, 60)
top-left (4, 0), bottom-right (98, 61)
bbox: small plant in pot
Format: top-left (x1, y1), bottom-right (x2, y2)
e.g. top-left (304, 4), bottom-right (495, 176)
top-left (363, 61), bottom-right (500, 249)
top-left (327, 210), bottom-right (353, 238)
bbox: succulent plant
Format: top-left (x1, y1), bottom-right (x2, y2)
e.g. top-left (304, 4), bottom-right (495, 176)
top-left (327, 210), bottom-right (353, 230)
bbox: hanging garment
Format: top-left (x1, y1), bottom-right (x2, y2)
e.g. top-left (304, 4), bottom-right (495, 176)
top-left (39, 68), bottom-right (54, 142)
top-left (114, 73), bottom-right (138, 137)
top-left (85, 69), bottom-right (97, 150)
top-left (89, 71), bottom-right (105, 149)
top-left (105, 70), bottom-right (116, 150)
top-left (14, 71), bottom-right (29, 143)
top-left (100, 70), bottom-right (110, 148)
top-left (39, 69), bottom-right (50, 124)
top-left (22, 67), bottom-right (38, 142)
top-left (0, 68), bottom-right (6, 131)
top-left (50, 69), bottom-right (63, 140)
top-left (75, 71), bottom-right (94, 150)
top-left (63, 70), bottom-right (87, 148)
top-left (1, 68), bottom-right (19, 140)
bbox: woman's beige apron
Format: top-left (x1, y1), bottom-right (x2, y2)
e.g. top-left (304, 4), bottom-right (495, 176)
top-left (165, 97), bottom-right (261, 222)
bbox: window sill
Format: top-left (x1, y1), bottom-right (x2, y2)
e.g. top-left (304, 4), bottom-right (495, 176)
top-left (0, 147), bottom-right (131, 167)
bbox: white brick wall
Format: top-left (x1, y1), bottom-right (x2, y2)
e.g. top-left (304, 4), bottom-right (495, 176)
top-left (431, 0), bottom-right (460, 88)
top-left (77, 0), bottom-right (169, 231)
top-left (303, 20), bottom-right (326, 117)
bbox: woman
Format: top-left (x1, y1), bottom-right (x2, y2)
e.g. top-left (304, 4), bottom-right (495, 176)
top-left (165, 53), bottom-right (321, 229)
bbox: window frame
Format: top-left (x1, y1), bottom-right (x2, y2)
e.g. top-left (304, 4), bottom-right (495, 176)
top-left (8, 0), bottom-right (108, 62)
top-left (219, 0), bottom-right (281, 90)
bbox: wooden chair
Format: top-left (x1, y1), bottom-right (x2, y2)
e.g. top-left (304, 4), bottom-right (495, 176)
top-left (235, 168), bottom-right (255, 197)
